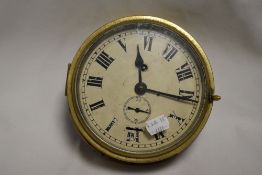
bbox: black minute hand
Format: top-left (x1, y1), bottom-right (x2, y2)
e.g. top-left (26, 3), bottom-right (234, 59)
top-left (146, 88), bottom-right (198, 103)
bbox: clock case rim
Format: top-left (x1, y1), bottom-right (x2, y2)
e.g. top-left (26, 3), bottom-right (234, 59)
top-left (66, 16), bottom-right (215, 164)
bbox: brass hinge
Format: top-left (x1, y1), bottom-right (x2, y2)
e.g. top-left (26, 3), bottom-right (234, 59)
top-left (65, 63), bottom-right (71, 96)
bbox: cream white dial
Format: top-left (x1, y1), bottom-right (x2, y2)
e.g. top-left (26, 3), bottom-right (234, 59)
top-left (75, 25), bottom-right (205, 154)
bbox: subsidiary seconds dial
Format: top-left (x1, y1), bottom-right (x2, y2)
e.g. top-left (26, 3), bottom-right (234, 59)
top-left (66, 16), bottom-right (220, 163)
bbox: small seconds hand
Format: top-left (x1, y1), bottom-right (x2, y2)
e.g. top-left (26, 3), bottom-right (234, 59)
top-left (127, 106), bottom-right (150, 114)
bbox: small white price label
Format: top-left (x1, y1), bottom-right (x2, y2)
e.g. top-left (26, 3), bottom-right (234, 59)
top-left (146, 115), bottom-right (169, 136)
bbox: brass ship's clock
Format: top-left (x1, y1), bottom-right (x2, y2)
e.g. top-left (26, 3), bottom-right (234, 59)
top-left (65, 16), bottom-right (220, 163)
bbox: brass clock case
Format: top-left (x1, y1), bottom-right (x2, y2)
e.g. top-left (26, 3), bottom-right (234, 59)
top-left (66, 16), bottom-right (220, 163)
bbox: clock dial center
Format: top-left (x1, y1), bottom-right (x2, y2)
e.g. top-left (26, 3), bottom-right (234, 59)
top-left (134, 82), bottom-right (147, 95)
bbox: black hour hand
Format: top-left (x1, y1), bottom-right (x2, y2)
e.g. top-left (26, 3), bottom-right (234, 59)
top-left (135, 45), bottom-right (144, 68)
top-left (135, 45), bottom-right (145, 84)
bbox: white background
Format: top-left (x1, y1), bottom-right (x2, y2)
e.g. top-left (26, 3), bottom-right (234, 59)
top-left (1, 0), bottom-right (262, 175)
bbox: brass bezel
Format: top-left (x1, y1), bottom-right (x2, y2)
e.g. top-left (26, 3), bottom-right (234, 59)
top-left (66, 16), bottom-right (216, 163)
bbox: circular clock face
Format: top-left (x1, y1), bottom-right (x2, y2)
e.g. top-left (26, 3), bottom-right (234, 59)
top-left (68, 16), bottom-right (215, 163)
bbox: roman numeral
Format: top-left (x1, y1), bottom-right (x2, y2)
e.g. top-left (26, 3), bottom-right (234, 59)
top-left (144, 36), bottom-right (153, 51)
top-left (176, 62), bottom-right (193, 81)
top-left (105, 117), bottom-right (118, 132)
top-left (179, 89), bottom-right (194, 100)
top-left (162, 43), bottom-right (177, 61)
top-left (89, 99), bottom-right (105, 111)
top-left (168, 111), bottom-right (185, 126)
top-left (96, 51), bottom-right (114, 70)
top-left (126, 127), bottom-right (143, 142)
top-left (154, 131), bottom-right (165, 140)
top-left (86, 76), bottom-right (103, 87)
top-left (117, 38), bottom-right (127, 52)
